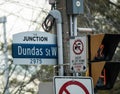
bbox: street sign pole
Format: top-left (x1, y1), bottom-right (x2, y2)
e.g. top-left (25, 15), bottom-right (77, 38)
top-left (0, 16), bottom-right (9, 94)
top-left (74, 16), bottom-right (79, 76)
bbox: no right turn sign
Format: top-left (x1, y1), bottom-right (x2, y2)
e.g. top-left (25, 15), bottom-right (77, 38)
top-left (70, 36), bottom-right (87, 73)
top-left (73, 39), bottom-right (84, 55)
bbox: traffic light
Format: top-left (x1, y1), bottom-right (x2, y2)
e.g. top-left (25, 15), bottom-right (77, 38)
top-left (96, 62), bottom-right (120, 90)
top-left (88, 34), bottom-right (120, 90)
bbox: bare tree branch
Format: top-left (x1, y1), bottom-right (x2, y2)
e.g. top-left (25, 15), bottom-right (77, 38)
top-left (109, 1), bottom-right (120, 9)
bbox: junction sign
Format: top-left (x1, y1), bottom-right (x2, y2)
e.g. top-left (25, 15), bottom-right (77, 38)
top-left (12, 31), bottom-right (57, 65)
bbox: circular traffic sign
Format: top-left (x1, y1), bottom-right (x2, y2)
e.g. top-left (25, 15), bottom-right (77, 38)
top-left (59, 80), bottom-right (89, 94)
top-left (73, 39), bottom-right (84, 55)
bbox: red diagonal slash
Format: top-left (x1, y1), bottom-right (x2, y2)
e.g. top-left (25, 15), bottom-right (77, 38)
top-left (59, 80), bottom-right (89, 94)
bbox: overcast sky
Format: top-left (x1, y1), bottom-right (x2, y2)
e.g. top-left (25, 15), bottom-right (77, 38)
top-left (0, 0), bottom-right (50, 41)
top-left (0, 0), bottom-right (118, 41)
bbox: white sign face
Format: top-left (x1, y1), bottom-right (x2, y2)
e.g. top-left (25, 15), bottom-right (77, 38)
top-left (12, 31), bottom-right (57, 65)
top-left (54, 76), bottom-right (94, 94)
top-left (70, 36), bottom-right (87, 72)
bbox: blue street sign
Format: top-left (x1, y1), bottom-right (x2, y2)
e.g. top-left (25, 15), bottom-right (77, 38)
top-left (12, 44), bottom-right (57, 58)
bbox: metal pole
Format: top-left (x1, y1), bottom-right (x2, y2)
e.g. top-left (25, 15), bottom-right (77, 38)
top-left (77, 28), bottom-right (95, 33)
top-left (73, 15), bottom-right (79, 76)
top-left (1, 16), bottom-right (9, 94)
top-left (49, 10), bottom-right (64, 76)
top-left (70, 15), bottom-right (73, 36)
top-left (56, 22), bottom-right (64, 76)
top-left (73, 15), bottom-right (77, 36)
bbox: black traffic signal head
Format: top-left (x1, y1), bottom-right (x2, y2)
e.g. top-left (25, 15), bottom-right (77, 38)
top-left (96, 62), bottom-right (120, 90)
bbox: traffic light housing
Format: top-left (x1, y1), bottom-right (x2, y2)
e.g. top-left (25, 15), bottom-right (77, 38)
top-left (88, 34), bottom-right (120, 90)
top-left (96, 62), bottom-right (120, 90)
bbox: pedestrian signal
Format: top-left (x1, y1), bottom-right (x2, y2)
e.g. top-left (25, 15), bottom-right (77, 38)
top-left (88, 34), bottom-right (120, 90)
top-left (88, 34), bottom-right (120, 61)
top-left (96, 62), bottom-right (120, 90)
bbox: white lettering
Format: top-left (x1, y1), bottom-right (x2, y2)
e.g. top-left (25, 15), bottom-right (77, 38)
top-left (36, 48), bottom-right (40, 55)
top-left (32, 47), bottom-right (35, 55)
top-left (17, 46), bottom-right (43, 56)
top-left (35, 48), bottom-right (43, 56)
top-left (39, 48), bottom-right (43, 56)
top-left (45, 49), bottom-right (51, 56)
top-left (18, 46), bottom-right (22, 55)
top-left (51, 47), bottom-right (57, 56)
